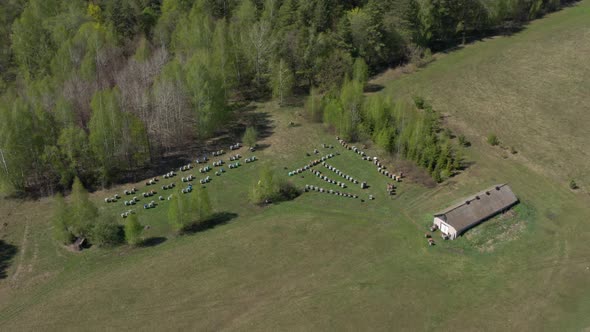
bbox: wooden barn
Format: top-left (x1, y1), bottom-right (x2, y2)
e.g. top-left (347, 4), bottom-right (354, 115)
top-left (433, 184), bottom-right (519, 239)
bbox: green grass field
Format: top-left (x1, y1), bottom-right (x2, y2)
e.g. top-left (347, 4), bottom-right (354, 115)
top-left (1, 1), bottom-right (590, 330)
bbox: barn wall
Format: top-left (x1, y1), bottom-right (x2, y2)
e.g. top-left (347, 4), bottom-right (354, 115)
top-left (434, 217), bottom-right (458, 239)
top-left (433, 217), bottom-right (444, 228)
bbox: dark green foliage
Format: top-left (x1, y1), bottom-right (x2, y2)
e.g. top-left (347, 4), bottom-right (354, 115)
top-left (569, 179), bottom-right (578, 190)
top-left (89, 215), bottom-right (123, 247)
top-left (413, 96), bottom-right (426, 109)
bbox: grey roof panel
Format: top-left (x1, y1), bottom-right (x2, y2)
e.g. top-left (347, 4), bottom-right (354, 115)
top-left (435, 184), bottom-right (518, 233)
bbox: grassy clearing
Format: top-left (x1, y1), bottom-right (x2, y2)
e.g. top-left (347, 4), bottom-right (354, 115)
top-left (1, 2), bottom-right (590, 330)
top-left (381, 0), bottom-right (590, 191)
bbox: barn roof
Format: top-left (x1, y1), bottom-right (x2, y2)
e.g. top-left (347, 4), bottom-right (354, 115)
top-left (434, 184), bottom-right (518, 233)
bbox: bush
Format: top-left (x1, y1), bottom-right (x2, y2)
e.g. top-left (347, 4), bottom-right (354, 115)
top-left (277, 181), bottom-right (300, 201)
top-left (569, 179), bottom-right (578, 190)
top-left (89, 216), bottom-right (123, 247)
top-left (458, 134), bottom-right (469, 147)
top-left (487, 133), bottom-right (499, 146)
top-left (412, 96), bottom-right (426, 109)
top-left (250, 167), bottom-right (300, 204)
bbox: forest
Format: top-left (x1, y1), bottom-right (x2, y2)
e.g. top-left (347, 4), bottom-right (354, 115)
top-left (0, 0), bottom-right (575, 195)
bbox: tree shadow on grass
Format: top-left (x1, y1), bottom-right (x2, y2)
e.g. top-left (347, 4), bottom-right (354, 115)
top-left (364, 83), bottom-right (384, 93)
top-left (182, 212), bottom-right (238, 235)
top-left (140, 236), bottom-right (167, 248)
top-left (0, 240), bottom-right (17, 279)
top-left (253, 143), bottom-right (271, 152)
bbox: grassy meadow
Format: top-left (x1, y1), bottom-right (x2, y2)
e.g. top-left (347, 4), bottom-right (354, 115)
top-left (1, 1), bottom-right (590, 330)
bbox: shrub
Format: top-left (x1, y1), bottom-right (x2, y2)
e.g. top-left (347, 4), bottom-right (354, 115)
top-left (277, 181), bottom-right (300, 201)
top-left (510, 146), bottom-right (517, 154)
top-left (569, 179), bottom-right (578, 190)
top-left (89, 216), bottom-right (123, 247)
top-left (250, 167), bottom-right (300, 204)
top-left (458, 134), bottom-right (469, 147)
top-left (412, 96), bottom-right (426, 109)
top-left (487, 133), bottom-right (499, 146)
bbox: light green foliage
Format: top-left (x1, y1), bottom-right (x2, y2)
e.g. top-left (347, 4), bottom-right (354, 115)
top-left (0, 95), bottom-right (48, 193)
top-left (134, 36), bottom-right (151, 62)
top-left (184, 51), bottom-right (228, 138)
top-left (346, 8), bottom-right (373, 58)
top-left (242, 127), bottom-right (258, 148)
top-left (125, 113), bottom-right (150, 168)
top-left (247, 19), bottom-right (273, 88)
top-left (89, 88), bottom-right (124, 184)
top-left (270, 58), bottom-right (294, 105)
top-left (154, 0), bottom-right (194, 45)
top-left (124, 214), bottom-right (143, 245)
top-left (54, 126), bottom-right (90, 187)
top-left (192, 186), bottom-right (212, 222)
top-left (250, 167), bottom-right (278, 204)
top-left (352, 58), bottom-right (369, 85)
top-left (11, 0), bottom-right (59, 78)
top-left (167, 192), bottom-right (186, 231)
top-left (0, 0), bottom-right (577, 194)
top-left (212, 20), bottom-right (237, 96)
top-left (69, 177), bottom-right (98, 237)
top-left (168, 187), bottom-right (213, 232)
top-left (51, 194), bottom-right (74, 245)
top-left (172, 3), bottom-right (213, 57)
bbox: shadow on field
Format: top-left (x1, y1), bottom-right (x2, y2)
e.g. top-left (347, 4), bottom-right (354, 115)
top-left (0, 240), bottom-right (18, 279)
top-left (183, 212), bottom-right (238, 235)
top-left (141, 236), bottom-right (167, 248)
top-left (254, 143), bottom-right (271, 151)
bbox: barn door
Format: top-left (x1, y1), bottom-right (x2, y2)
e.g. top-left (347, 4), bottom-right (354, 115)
top-left (440, 223), bottom-right (449, 234)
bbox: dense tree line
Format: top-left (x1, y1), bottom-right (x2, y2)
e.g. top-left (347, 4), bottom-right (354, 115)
top-left (0, 0), bottom-right (575, 194)
top-left (310, 59), bottom-right (459, 182)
